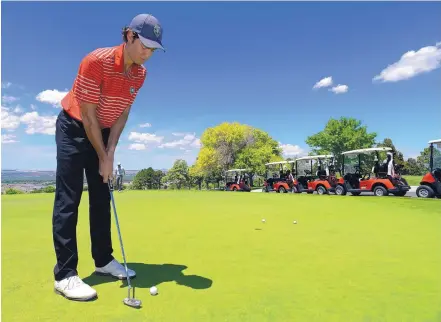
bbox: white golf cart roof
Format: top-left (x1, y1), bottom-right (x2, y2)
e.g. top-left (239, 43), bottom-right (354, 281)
top-left (341, 147), bottom-right (392, 155)
top-left (292, 154), bottom-right (334, 162)
top-left (225, 168), bottom-right (249, 173)
top-left (265, 161), bottom-right (288, 166)
top-left (428, 139), bottom-right (441, 144)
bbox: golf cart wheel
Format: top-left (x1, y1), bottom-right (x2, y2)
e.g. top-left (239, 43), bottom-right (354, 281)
top-left (316, 185), bottom-right (328, 195)
top-left (373, 186), bottom-right (388, 197)
top-left (335, 185), bottom-right (346, 195)
top-left (416, 185), bottom-right (434, 198)
top-left (278, 186), bottom-right (287, 193)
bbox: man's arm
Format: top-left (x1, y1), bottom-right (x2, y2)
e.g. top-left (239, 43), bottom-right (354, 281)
top-left (80, 102), bottom-right (107, 160)
top-left (106, 106), bottom-right (132, 155)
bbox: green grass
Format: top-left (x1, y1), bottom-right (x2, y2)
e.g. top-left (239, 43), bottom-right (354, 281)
top-left (2, 190), bottom-right (441, 322)
top-left (403, 175), bottom-right (422, 186)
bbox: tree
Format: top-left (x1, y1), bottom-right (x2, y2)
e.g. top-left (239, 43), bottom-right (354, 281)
top-left (188, 164), bottom-right (204, 190)
top-left (131, 167), bottom-right (155, 190)
top-left (404, 158), bottom-right (425, 176)
top-left (196, 122), bottom-right (282, 186)
top-left (234, 128), bottom-right (283, 185)
top-left (153, 170), bottom-right (165, 189)
top-left (162, 159), bottom-right (190, 189)
top-left (199, 122), bottom-right (255, 171)
top-left (376, 138), bottom-right (405, 167)
top-left (305, 117), bottom-right (377, 168)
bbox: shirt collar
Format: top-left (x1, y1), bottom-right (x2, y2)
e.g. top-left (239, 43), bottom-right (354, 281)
top-left (114, 43), bottom-right (139, 77)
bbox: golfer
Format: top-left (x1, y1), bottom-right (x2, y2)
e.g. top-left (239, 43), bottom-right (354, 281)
top-left (115, 162), bottom-right (126, 191)
top-left (52, 13), bottom-right (165, 301)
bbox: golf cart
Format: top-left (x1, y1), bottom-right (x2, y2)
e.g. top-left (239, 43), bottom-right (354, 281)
top-left (416, 139), bottom-right (441, 198)
top-left (289, 155), bottom-right (339, 195)
top-left (263, 161), bottom-right (291, 193)
top-left (338, 147), bottom-right (410, 196)
top-left (224, 169), bottom-right (251, 192)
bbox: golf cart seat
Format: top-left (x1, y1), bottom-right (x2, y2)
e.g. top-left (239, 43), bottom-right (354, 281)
top-left (297, 176), bottom-right (309, 187)
top-left (372, 162), bottom-right (387, 178)
top-left (266, 177), bottom-right (284, 186)
top-left (344, 173), bottom-right (360, 188)
top-left (317, 169), bottom-right (327, 179)
top-left (433, 168), bottom-right (441, 181)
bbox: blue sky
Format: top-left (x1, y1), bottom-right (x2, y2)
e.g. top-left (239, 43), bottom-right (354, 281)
top-left (1, 1), bottom-right (440, 170)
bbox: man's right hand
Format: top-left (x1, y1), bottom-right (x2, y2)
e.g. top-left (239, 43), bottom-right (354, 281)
top-left (99, 155), bottom-right (114, 183)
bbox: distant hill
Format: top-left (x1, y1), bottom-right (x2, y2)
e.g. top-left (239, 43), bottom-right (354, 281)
top-left (1, 169), bottom-right (142, 183)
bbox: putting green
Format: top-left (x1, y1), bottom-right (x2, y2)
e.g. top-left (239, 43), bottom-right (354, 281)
top-left (2, 191), bottom-right (440, 321)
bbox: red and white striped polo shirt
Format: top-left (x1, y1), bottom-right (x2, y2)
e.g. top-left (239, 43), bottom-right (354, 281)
top-left (61, 43), bottom-right (146, 128)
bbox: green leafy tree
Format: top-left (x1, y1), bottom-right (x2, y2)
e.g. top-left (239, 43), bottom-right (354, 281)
top-left (196, 122), bottom-right (282, 186)
top-left (189, 164), bottom-right (204, 190)
top-left (376, 138), bottom-right (405, 167)
top-left (153, 170), bottom-right (165, 189)
top-left (162, 159), bottom-right (190, 189)
top-left (305, 117), bottom-right (377, 168)
top-left (234, 128), bottom-right (283, 185)
top-left (404, 158), bottom-right (425, 176)
top-left (131, 167), bottom-right (155, 190)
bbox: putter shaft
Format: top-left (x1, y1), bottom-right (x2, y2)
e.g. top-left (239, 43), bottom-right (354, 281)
top-left (108, 181), bottom-right (141, 307)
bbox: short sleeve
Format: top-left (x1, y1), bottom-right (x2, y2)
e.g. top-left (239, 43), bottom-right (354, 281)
top-left (72, 54), bottom-right (103, 105)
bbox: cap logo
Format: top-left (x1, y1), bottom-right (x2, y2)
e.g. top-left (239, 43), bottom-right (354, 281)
top-left (153, 24), bottom-right (161, 38)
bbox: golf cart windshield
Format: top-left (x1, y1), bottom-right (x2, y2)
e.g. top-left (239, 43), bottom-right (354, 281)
top-left (225, 169), bottom-right (248, 183)
top-left (295, 158), bottom-right (313, 177)
top-left (343, 147), bottom-right (392, 175)
top-left (265, 161), bottom-right (288, 179)
top-left (430, 140), bottom-right (441, 170)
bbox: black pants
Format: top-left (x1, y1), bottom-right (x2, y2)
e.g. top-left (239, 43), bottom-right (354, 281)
top-left (116, 176), bottom-right (123, 191)
top-left (52, 110), bottom-right (114, 281)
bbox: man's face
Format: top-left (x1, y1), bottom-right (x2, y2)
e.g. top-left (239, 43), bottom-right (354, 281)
top-left (127, 32), bottom-right (156, 65)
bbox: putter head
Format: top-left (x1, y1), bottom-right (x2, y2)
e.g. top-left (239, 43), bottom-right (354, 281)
top-left (123, 286), bottom-right (141, 308)
top-left (123, 297), bottom-right (142, 308)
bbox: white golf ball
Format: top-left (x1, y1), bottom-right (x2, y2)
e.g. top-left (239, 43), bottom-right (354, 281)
top-left (262, 219), bottom-right (266, 223)
top-left (293, 220), bottom-right (297, 224)
top-left (150, 286), bottom-right (158, 296)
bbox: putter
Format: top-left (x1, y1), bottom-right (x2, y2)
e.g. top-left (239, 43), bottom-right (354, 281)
top-left (108, 180), bottom-right (142, 309)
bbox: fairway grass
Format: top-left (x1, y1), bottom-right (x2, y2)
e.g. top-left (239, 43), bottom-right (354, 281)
top-left (2, 191), bottom-right (441, 321)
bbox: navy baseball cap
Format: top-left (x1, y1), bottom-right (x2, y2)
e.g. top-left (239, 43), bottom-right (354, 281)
top-left (129, 14), bottom-right (165, 51)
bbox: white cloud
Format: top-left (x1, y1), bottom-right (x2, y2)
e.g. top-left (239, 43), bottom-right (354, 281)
top-left (139, 123), bottom-right (152, 128)
top-left (1, 106), bottom-right (21, 131)
top-left (36, 89), bottom-right (68, 107)
top-left (2, 95), bottom-right (19, 104)
top-left (330, 84), bottom-right (349, 94)
top-left (1, 82), bottom-right (12, 89)
top-left (313, 76), bottom-right (333, 89)
top-left (1, 134), bottom-right (19, 144)
top-left (279, 143), bottom-right (306, 157)
top-left (159, 132), bottom-right (201, 149)
top-left (20, 111), bottom-right (57, 135)
top-left (128, 143), bottom-right (146, 150)
top-left (373, 42), bottom-right (441, 82)
top-left (30, 104), bottom-right (37, 110)
top-left (128, 132), bottom-right (164, 147)
top-left (13, 105), bottom-right (24, 114)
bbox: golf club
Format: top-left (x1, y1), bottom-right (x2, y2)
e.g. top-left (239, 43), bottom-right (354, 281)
top-left (108, 180), bottom-right (142, 309)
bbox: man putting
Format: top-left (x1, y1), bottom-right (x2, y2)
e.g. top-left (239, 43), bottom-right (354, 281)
top-left (52, 13), bottom-right (165, 301)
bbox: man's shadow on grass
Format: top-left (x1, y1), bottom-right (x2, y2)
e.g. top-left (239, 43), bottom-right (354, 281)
top-left (82, 263), bottom-right (213, 290)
